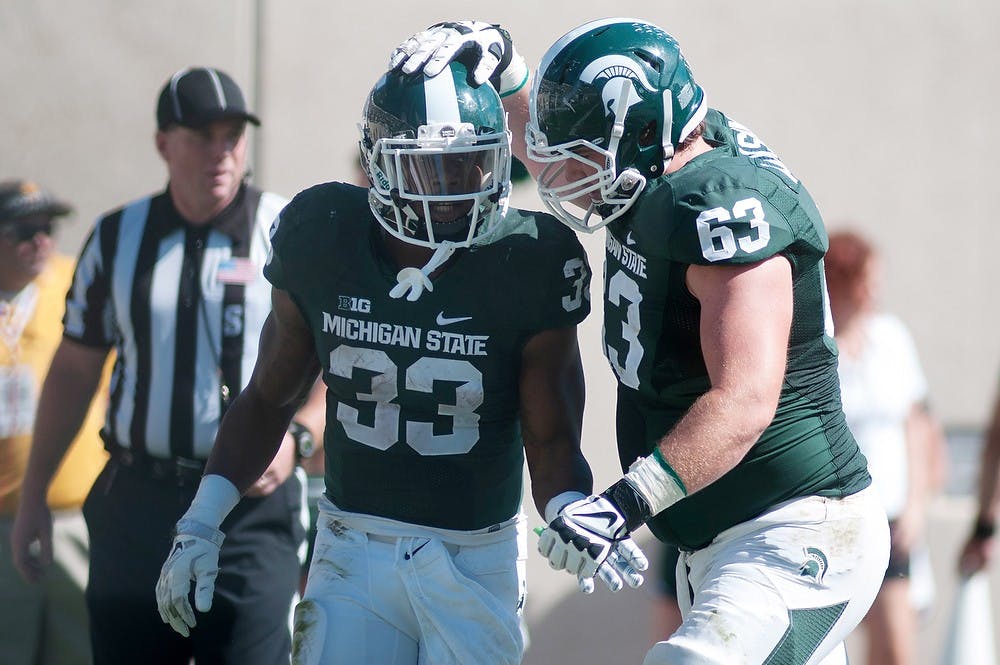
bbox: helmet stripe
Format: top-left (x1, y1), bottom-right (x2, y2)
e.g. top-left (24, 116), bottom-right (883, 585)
top-left (423, 68), bottom-right (462, 123)
top-left (538, 17), bottom-right (649, 77)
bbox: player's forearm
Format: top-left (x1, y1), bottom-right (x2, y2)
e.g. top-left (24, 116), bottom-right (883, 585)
top-left (657, 386), bottom-right (773, 496)
top-left (528, 447), bottom-right (594, 519)
top-left (204, 384), bottom-right (299, 494)
top-left (589, 388), bottom-right (770, 534)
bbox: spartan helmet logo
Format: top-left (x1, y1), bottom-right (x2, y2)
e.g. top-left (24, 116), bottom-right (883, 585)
top-left (798, 547), bottom-right (829, 584)
top-left (578, 55), bottom-right (657, 133)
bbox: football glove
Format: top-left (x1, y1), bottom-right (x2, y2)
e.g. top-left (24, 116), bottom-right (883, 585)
top-left (538, 493), bottom-right (648, 592)
top-left (389, 20), bottom-right (528, 96)
top-left (155, 518), bottom-right (224, 637)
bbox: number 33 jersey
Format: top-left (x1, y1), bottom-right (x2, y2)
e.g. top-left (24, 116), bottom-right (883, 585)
top-left (607, 109), bottom-right (871, 549)
top-left (265, 182), bottom-right (591, 531)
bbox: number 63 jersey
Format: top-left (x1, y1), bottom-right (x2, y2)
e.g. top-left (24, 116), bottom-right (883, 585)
top-left (265, 182), bottom-right (591, 531)
top-left (606, 109), bottom-right (871, 550)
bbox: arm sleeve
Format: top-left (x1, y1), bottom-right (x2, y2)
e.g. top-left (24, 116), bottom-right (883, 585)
top-left (63, 218), bottom-right (116, 347)
top-left (534, 226), bottom-right (592, 330)
top-left (665, 184), bottom-right (795, 266)
top-left (263, 197), bottom-right (305, 293)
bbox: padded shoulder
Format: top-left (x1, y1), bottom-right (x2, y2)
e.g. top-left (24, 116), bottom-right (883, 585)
top-left (660, 172), bottom-right (796, 265)
top-left (265, 182), bottom-right (368, 291)
top-left (476, 208), bottom-right (592, 330)
top-left (631, 110), bottom-right (827, 269)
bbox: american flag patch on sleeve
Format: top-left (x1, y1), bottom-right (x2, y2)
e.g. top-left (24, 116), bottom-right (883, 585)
top-left (215, 258), bottom-right (259, 285)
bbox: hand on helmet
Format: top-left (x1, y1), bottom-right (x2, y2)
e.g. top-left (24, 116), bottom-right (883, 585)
top-left (389, 20), bottom-right (527, 96)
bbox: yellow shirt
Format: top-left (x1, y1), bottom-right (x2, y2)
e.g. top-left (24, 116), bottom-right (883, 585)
top-left (0, 254), bottom-right (110, 515)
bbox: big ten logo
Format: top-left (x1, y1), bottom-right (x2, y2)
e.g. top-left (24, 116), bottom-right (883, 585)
top-left (338, 296), bottom-right (371, 314)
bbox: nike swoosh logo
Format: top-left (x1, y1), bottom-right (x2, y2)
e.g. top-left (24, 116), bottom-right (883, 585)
top-left (625, 232), bottom-right (636, 246)
top-left (404, 539), bottom-right (431, 560)
top-left (436, 312), bottom-right (472, 326)
top-left (578, 511), bottom-right (619, 530)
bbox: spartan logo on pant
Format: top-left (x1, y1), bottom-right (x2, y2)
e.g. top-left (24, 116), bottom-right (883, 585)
top-left (798, 547), bottom-right (829, 583)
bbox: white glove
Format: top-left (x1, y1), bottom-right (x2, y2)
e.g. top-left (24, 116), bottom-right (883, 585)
top-left (156, 518), bottom-right (224, 637)
top-left (575, 540), bottom-right (648, 594)
top-left (538, 494), bottom-right (648, 592)
top-left (389, 20), bottom-right (528, 96)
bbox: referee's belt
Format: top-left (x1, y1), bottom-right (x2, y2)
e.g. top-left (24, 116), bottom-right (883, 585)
top-left (109, 446), bottom-right (205, 486)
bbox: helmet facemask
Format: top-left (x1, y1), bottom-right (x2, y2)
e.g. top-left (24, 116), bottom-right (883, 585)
top-left (527, 77), bottom-right (656, 233)
top-left (363, 108), bottom-right (511, 249)
top-left (359, 62), bottom-right (514, 300)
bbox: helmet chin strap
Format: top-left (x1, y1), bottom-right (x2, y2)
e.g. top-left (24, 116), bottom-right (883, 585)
top-left (389, 241), bottom-right (457, 302)
top-left (661, 89), bottom-right (674, 171)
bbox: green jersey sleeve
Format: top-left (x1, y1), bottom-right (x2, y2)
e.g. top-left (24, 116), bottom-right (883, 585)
top-left (264, 183), bottom-right (360, 296)
top-left (664, 180), bottom-right (796, 266)
top-left (263, 188), bottom-right (310, 293)
top-left (497, 210), bottom-right (592, 332)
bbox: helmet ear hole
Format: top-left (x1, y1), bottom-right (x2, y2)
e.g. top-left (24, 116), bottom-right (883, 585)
top-left (632, 49), bottom-right (662, 73)
top-left (638, 120), bottom-right (658, 147)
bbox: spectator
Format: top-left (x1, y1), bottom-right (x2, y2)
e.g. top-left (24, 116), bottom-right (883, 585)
top-left (826, 229), bottom-right (944, 664)
top-left (0, 180), bottom-right (108, 665)
top-left (11, 67), bottom-right (307, 664)
top-left (155, 60), bottom-right (608, 665)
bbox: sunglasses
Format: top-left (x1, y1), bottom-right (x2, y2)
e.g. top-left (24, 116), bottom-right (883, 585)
top-left (0, 220), bottom-right (55, 243)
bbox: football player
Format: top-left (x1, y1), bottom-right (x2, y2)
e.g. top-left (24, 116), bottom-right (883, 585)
top-left (154, 60), bottom-right (647, 665)
top-left (392, 19), bottom-right (891, 664)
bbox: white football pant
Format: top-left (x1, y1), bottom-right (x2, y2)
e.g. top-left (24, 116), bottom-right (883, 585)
top-left (645, 487), bottom-right (889, 665)
top-left (292, 497), bottom-right (526, 665)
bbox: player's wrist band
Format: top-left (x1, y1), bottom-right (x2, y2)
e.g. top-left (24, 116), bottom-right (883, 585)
top-left (174, 518), bottom-right (226, 548)
top-left (491, 26), bottom-right (528, 97)
top-left (601, 479), bottom-right (652, 532)
top-left (182, 474), bottom-right (241, 530)
top-left (498, 53), bottom-right (528, 97)
top-left (545, 490), bottom-right (588, 523)
top-left (973, 518), bottom-right (996, 540)
top-left (619, 450), bottom-right (687, 518)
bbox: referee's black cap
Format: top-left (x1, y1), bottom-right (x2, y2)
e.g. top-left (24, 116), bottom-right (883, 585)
top-left (0, 180), bottom-right (72, 223)
top-left (156, 67), bottom-right (260, 131)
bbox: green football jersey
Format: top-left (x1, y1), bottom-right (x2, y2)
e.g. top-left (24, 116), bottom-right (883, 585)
top-left (266, 182), bottom-right (591, 530)
top-left (604, 109), bottom-right (870, 549)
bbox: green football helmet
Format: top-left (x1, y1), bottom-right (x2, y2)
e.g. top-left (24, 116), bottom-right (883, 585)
top-left (527, 18), bottom-right (707, 232)
top-left (360, 61), bottom-right (512, 249)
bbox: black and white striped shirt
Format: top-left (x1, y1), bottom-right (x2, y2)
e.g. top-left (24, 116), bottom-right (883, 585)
top-left (64, 184), bottom-right (287, 460)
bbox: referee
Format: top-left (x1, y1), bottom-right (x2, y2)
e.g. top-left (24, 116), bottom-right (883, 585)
top-left (11, 67), bottom-right (315, 665)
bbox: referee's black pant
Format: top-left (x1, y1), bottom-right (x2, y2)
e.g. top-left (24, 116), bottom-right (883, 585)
top-left (82, 458), bottom-right (304, 665)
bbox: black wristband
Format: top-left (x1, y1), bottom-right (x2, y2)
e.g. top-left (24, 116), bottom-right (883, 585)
top-left (602, 479), bottom-right (653, 533)
top-left (973, 518), bottom-right (996, 540)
